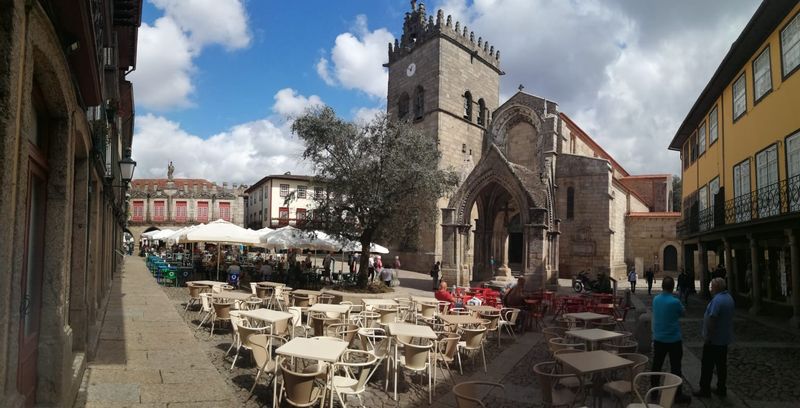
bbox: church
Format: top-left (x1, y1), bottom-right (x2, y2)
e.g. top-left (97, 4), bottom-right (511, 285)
top-left (386, 2), bottom-right (680, 289)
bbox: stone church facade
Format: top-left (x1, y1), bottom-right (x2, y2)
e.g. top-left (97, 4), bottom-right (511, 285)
top-left (386, 2), bottom-right (680, 289)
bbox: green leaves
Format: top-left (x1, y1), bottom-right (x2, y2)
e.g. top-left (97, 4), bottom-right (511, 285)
top-left (291, 107), bottom-right (459, 282)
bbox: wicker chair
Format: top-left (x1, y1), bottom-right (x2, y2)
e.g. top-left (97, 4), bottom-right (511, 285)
top-left (452, 381), bottom-right (505, 408)
top-left (533, 361), bottom-right (585, 408)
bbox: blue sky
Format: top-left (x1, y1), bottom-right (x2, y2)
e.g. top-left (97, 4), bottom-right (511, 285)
top-left (131, 0), bottom-right (761, 185)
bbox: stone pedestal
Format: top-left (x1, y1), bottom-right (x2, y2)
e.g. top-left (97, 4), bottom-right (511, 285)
top-left (488, 263), bottom-right (516, 289)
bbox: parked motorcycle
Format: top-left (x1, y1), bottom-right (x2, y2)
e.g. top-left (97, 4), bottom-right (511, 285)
top-left (572, 270), bottom-right (598, 293)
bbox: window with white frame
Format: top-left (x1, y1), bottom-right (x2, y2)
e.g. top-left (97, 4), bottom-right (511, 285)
top-left (297, 185), bottom-right (307, 199)
top-left (787, 131), bottom-right (800, 211)
top-left (280, 184), bottom-right (289, 197)
top-left (732, 74), bottom-right (746, 120)
top-left (709, 176), bottom-right (720, 227)
top-left (708, 106), bottom-right (718, 144)
top-left (314, 186), bottom-right (324, 199)
top-left (753, 46), bottom-right (772, 102)
top-left (756, 144), bottom-right (779, 218)
top-left (781, 12), bottom-right (800, 77)
top-left (697, 122), bottom-right (706, 156)
top-left (733, 159), bottom-right (751, 222)
top-left (699, 185), bottom-right (708, 231)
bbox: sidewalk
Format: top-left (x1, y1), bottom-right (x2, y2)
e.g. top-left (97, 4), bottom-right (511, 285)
top-left (73, 256), bottom-right (238, 407)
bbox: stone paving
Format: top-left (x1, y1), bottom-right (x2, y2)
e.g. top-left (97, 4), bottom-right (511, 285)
top-left (73, 256), bottom-right (238, 407)
top-left (633, 289), bottom-right (800, 408)
top-left (75, 257), bottom-right (800, 407)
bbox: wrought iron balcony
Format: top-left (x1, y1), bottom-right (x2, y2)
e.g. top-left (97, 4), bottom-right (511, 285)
top-left (677, 175), bottom-right (800, 238)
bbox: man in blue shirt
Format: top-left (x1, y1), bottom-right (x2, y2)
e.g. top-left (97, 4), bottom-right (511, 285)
top-left (695, 277), bottom-right (735, 398)
top-left (651, 276), bottom-right (691, 403)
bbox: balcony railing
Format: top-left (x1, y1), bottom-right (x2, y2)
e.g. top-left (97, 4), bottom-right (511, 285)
top-left (677, 175), bottom-right (800, 237)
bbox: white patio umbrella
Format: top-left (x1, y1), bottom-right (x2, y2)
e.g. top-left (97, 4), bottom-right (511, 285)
top-left (260, 225), bottom-right (305, 250)
top-left (342, 241), bottom-right (390, 254)
top-left (179, 219), bottom-right (261, 280)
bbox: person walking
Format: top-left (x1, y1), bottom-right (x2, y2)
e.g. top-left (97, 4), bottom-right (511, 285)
top-left (374, 255), bottom-right (383, 284)
top-left (695, 278), bottom-right (735, 398)
top-left (367, 255), bottom-right (375, 282)
top-left (628, 265), bottom-right (637, 293)
top-left (645, 267), bottom-right (655, 295)
top-left (677, 269), bottom-right (690, 306)
top-left (430, 261), bottom-right (441, 290)
top-left (323, 252), bottom-right (333, 284)
top-left (651, 276), bottom-right (692, 404)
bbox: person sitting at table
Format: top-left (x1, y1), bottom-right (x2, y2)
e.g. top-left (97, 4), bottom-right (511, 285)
top-left (502, 277), bottom-right (529, 331)
top-left (259, 260), bottom-right (273, 281)
top-left (227, 261), bottom-right (241, 287)
top-left (435, 281), bottom-right (456, 306)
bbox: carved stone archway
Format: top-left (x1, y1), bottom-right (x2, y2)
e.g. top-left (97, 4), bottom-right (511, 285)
top-left (443, 144), bottom-right (556, 290)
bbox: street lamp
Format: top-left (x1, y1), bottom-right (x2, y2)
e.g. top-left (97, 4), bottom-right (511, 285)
top-left (119, 147), bottom-right (136, 184)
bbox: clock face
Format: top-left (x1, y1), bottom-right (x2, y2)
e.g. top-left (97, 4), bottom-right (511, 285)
top-left (406, 63), bottom-right (416, 77)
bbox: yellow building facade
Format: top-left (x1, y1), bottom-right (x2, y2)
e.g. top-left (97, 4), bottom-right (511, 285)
top-left (670, 1), bottom-right (800, 322)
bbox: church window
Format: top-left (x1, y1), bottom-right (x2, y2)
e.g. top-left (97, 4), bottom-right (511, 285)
top-left (463, 91), bottom-right (473, 120)
top-left (398, 92), bottom-right (410, 119)
top-left (566, 187), bottom-right (575, 219)
top-left (413, 86), bottom-right (424, 120)
top-left (477, 98), bottom-right (486, 125)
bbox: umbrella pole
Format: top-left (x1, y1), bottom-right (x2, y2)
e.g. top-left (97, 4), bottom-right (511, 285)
top-left (216, 244), bottom-right (220, 281)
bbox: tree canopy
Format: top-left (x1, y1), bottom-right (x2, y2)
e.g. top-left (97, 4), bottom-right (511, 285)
top-left (291, 107), bottom-right (460, 285)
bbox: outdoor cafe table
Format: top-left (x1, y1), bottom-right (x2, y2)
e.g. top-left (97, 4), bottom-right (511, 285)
top-left (187, 280), bottom-right (221, 287)
top-left (255, 281), bottom-right (286, 288)
top-left (565, 328), bottom-right (624, 350)
top-left (555, 350), bottom-right (634, 407)
top-left (386, 322), bottom-right (438, 340)
top-left (563, 312), bottom-right (611, 323)
top-left (291, 289), bottom-right (322, 304)
top-left (411, 296), bottom-right (438, 304)
top-left (274, 337), bottom-right (348, 408)
top-left (439, 314), bottom-right (483, 328)
top-left (238, 308), bottom-right (292, 334)
top-left (362, 298), bottom-right (398, 309)
top-left (309, 303), bottom-right (351, 321)
top-left (212, 290), bottom-right (253, 301)
top-left (385, 323), bottom-right (437, 401)
top-left (466, 305), bottom-right (499, 314)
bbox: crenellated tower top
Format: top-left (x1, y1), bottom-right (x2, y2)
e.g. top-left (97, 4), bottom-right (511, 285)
top-left (387, 1), bottom-right (500, 70)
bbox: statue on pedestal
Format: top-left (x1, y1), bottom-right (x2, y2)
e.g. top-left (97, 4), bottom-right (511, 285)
top-left (167, 161), bottom-right (175, 180)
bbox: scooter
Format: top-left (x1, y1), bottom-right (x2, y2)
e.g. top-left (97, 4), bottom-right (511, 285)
top-left (572, 270), bottom-right (599, 293)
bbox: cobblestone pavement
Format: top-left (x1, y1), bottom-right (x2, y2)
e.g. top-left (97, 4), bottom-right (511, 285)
top-left (163, 284), bottom-right (525, 407)
top-left (73, 256), bottom-right (239, 407)
top-left (634, 289), bottom-right (800, 408)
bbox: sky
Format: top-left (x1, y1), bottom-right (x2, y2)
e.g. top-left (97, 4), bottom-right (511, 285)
top-left (130, 0), bottom-right (761, 185)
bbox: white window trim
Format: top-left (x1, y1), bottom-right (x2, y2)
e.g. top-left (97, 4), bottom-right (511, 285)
top-left (753, 46), bottom-right (772, 102)
top-left (708, 106), bottom-right (718, 144)
top-left (732, 74), bottom-right (747, 120)
top-left (697, 122), bottom-right (706, 156)
top-left (781, 11), bottom-right (800, 77)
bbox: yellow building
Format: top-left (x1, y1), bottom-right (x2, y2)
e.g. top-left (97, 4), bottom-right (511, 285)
top-left (669, 1), bottom-right (800, 321)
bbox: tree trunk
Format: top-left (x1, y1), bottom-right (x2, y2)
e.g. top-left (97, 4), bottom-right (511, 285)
top-left (357, 233), bottom-right (372, 287)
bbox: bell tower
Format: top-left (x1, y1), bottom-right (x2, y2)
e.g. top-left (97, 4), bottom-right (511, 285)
top-left (385, 1), bottom-right (503, 272)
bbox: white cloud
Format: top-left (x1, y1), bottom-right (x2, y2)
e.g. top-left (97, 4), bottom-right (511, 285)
top-left (150, 0), bottom-right (251, 50)
top-left (133, 114), bottom-right (310, 185)
top-left (129, 17), bottom-right (194, 110)
top-left (272, 88), bottom-right (324, 118)
top-left (353, 106), bottom-right (384, 124)
top-left (433, 0), bottom-right (760, 175)
top-left (132, 88), bottom-right (326, 184)
top-left (130, 0), bottom-right (251, 111)
top-left (317, 15), bottom-right (394, 98)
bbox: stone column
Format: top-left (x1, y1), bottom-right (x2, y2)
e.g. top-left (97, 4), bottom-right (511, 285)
top-left (699, 242), bottom-right (709, 298)
top-left (749, 235), bottom-right (762, 315)
top-left (787, 230), bottom-right (800, 327)
top-left (723, 238), bottom-right (735, 296)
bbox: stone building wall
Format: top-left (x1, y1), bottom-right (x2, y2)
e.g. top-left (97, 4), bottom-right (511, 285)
top-left (625, 213), bottom-right (682, 278)
top-left (555, 154), bottom-right (613, 279)
top-left (610, 182), bottom-right (630, 279)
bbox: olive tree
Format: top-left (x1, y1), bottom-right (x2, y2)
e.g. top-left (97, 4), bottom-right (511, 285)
top-left (291, 107), bottom-right (459, 286)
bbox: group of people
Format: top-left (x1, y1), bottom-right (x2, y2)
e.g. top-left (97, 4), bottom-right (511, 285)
top-left (652, 275), bottom-right (735, 402)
